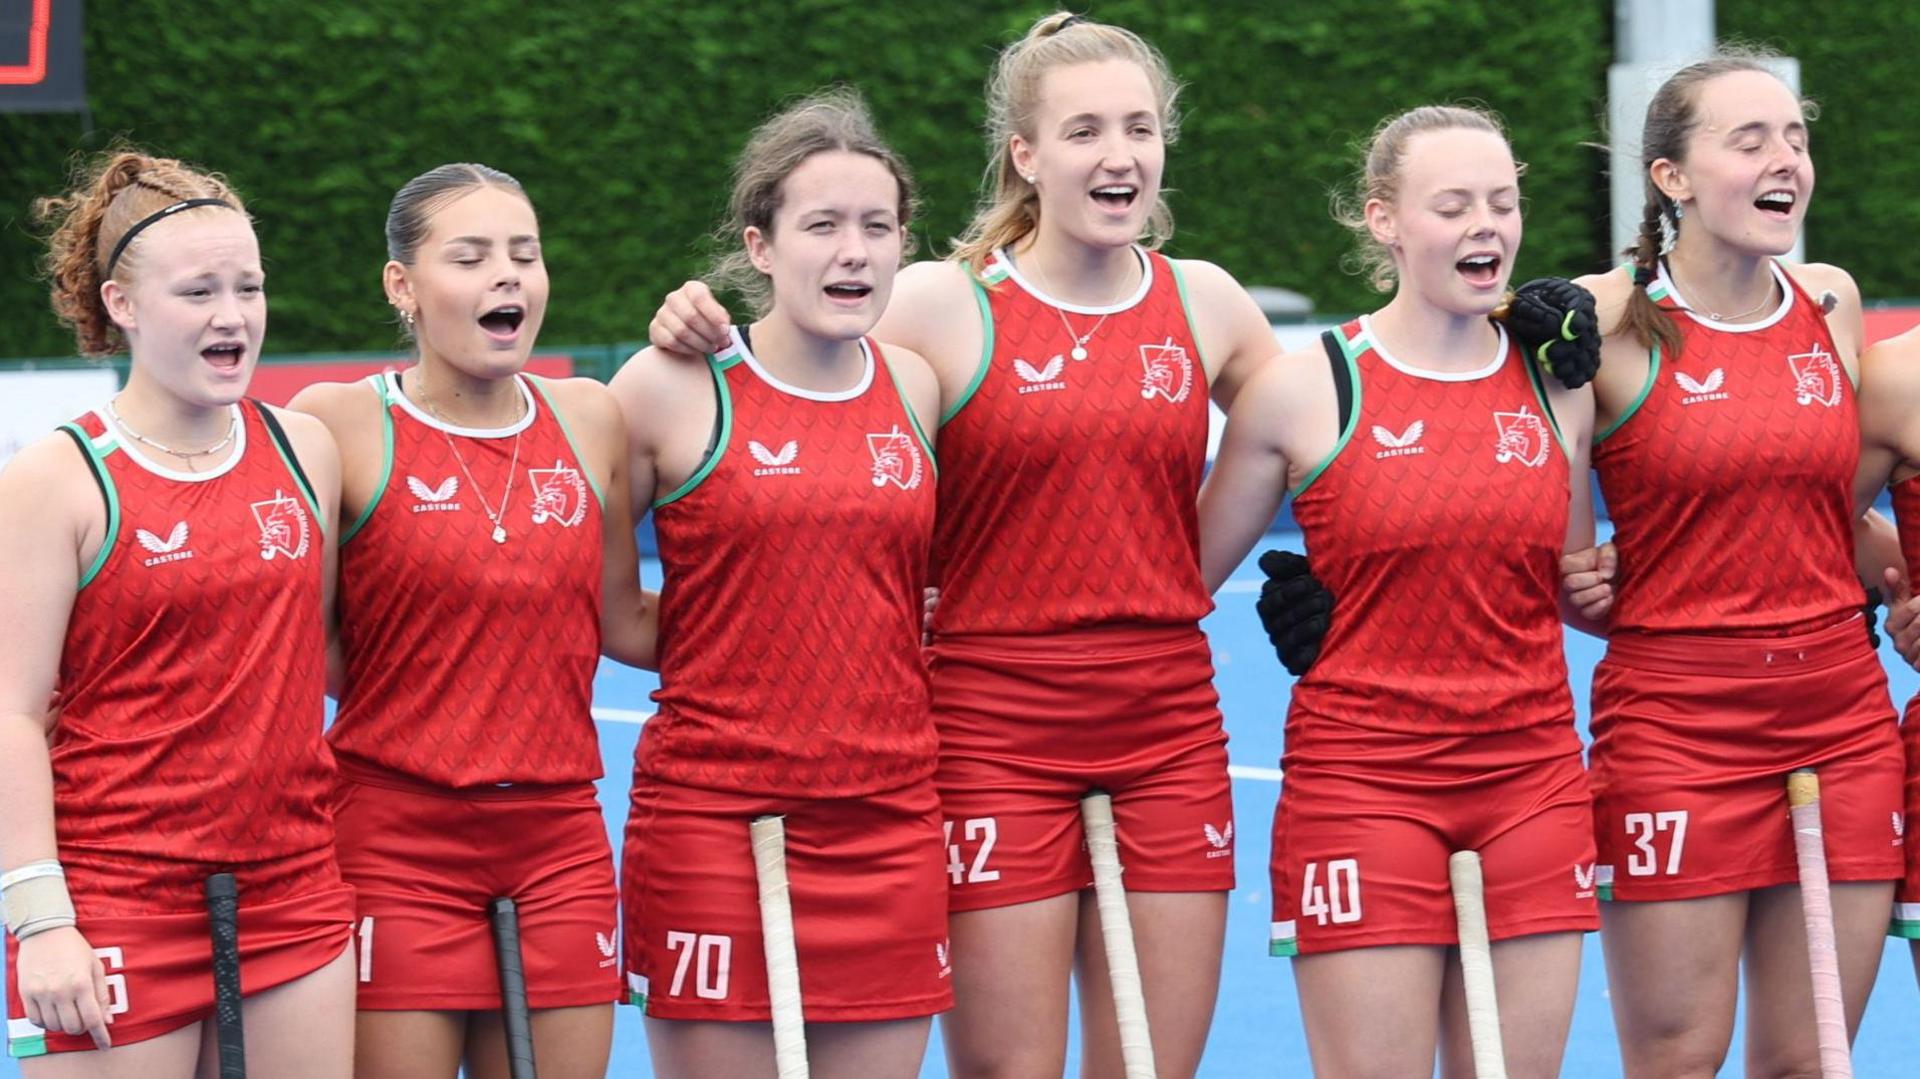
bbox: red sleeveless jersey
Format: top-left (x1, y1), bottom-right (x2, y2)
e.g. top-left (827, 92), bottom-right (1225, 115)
top-left (1290, 317), bottom-right (1574, 734)
top-left (644, 331), bottom-right (938, 797)
top-left (331, 373), bottom-right (604, 787)
top-left (1894, 476), bottom-right (1920, 606)
top-left (52, 402), bottom-right (335, 907)
top-left (1593, 262), bottom-right (1861, 635)
top-left (930, 247), bottom-right (1212, 636)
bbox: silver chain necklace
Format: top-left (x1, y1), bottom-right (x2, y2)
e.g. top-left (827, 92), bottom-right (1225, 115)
top-left (1669, 264), bottom-right (1779, 322)
top-left (1027, 255), bottom-right (1137, 361)
top-left (105, 397), bottom-right (238, 470)
top-left (415, 376), bottom-right (524, 545)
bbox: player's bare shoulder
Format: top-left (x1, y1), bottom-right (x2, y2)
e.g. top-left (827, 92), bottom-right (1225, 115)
top-left (1233, 338), bottom-right (1339, 481)
top-left (608, 346), bottom-right (720, 451)
top-left (1576, 265), bottom-right (1637, 338)
top-left (873, 340), bottom-right (941, 432)
top-left (877, 259), bottom-right (982, 381)
top-left (0, 427), bottom-right (104, 542)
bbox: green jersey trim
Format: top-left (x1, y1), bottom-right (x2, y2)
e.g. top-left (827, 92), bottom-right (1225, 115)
top-left (1291, 327), bottom-right (1365, 497)
top-left (525, 375), bottom-right (605, 509)
top-left (1595, 340), bottom-right (1661, 444)
top-left (653, 355), bottom-right (733, 508)
top-left (1166, 258), bottom-right (1211, 378)
top-left (876, 345), bottom-right (938, 479)
top-left (940, 275), bottom-right (996, 425)
top-left (1892, 902), bottom-right (1920, 939)
top-left (341, 374), bottom-right (396, 543)
top-left (61, 422), bottom-right (121, 591)
top-left (1521, 345), bottom-right (1569, 455)
top-left (8, 1017), bottom-right (48, 1058)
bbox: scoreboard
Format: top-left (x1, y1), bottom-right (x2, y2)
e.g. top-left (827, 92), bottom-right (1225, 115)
top-left (0, 0), bottom-right (84, 113)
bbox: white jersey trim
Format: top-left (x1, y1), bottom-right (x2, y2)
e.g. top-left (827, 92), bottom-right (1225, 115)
top-left (1653, 259), bottom-right (1795, 333)
top-left (990, 245), bottom-right (1153, 315)
top-left (94, 403), bottom-right (248, 482)
top-left (726, 326), bottom-right (875, 403)
top-left (1357, 316), bottom-right (1510, 383)
top-left (385, 370), bottom-right (538, 439)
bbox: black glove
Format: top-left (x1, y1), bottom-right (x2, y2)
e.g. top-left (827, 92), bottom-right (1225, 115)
top-left (1863, 582), bottom-right (1885, 650)
top-left (1255, 549), bottom-right (1333, 677)
top-left (1502, 277), bottom-right (1601, 389)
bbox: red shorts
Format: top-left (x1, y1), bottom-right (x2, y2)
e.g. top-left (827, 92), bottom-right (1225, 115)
top-left (1589, 619), bottom-right (1904, 903)
top-left (1894, 694), bottom-right (1920, 939)
top-left (332, 761), bottom-right (621, 1011)
top-left (929, 624), bottom-right (1235, 912)
top-left (621, 773), bottom-right (952, 1022)
top-left (7, 852), bottom-right (352, 1058)
top-left (1268, 717), bottom-right (1597, 957)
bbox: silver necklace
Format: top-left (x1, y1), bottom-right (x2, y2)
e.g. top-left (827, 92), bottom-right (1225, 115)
top-left (416, 377), bottom-right (524, 544)
top-left (1669, 265), bottom-right (1779, 322)
top-left (1027, 255), bottom-right (1138, 361)
top-left (105, 397), bottom-right (238, 469)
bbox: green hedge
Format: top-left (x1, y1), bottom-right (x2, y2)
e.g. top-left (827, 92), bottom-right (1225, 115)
top-left (0, 3), bottom-right (1900, 359)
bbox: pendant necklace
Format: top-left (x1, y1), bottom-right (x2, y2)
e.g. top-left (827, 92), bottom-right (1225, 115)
top-left (417, 376), bottom-right (524, 544)
top-left (1029, 254), bottom-right (1138, 361)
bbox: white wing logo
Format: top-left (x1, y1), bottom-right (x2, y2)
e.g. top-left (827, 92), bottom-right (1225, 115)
top-left (1014, 355), bottom-right (1065, 383)
top-left (136, 522), bottom-right (189, 553)
top-left (1204, 821), bottom-right (1234, 849)
top-left (748, 440), bottom-right (799, 466)
top-left (407, 475), bottom-right (459, 502)
top-left (1674, 369), bottom-right (1724, 394)
top-left (596, 931), bottom-right (616, 958)
top-left (1574, 863), bottom-right (1597, 891)
top-left (1372, 422), bottom-right (1424, 449)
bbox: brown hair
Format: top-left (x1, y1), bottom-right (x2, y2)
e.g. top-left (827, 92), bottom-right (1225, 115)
top-left (33, 147), bottom-right (247, 356)
top-left (1618, 50), bottom-right (1806, 357)
top-left (707, 87), bottom-right (918, 317)
top-left (386, 162), bottom-right (530, 266)
top-left (1333, 105), bottom-right (1513, 293)
top-left (950, 11), bottom-right (1182, 273)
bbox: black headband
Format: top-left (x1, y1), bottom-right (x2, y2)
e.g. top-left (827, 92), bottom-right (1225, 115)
top-left (105, 198), bottom-right (236, 276)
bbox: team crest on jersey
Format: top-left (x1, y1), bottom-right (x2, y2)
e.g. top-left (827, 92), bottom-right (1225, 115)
top-left (1139, 338), bottom-right (1193, 403)
top-left (748, 439), bottom-right (802, 476)
top-left (1372, 421), bottom-right (1426, 459)
top-left (867, 426), bottom-right (924, 490)
top-left (406, 475), bottom-right (462, 512)
top-left (1787, 344), bottom-right (1842, 407)
top-left (1492, 406), bottom-right (1551, 468)
top-left (1013, 354), bottom-right (1067, 394)
top-left (528, 461), bottom-right (589, 527)
top-left (250, 491), bottom-right (311, 561)
top-left (135, 521), bottom-right (194, 566)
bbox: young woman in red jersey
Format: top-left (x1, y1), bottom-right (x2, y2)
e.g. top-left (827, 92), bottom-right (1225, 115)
top-left (1198, 106), bottom-right (1600, 1077)
top-left (1847, 326), bottom-right (1920, 988)
top-left (608, 89), bottom-right (947, 1078)
top-left (0, 151), bottom-right (354, 1074)
top-left (290, 164), bottom-right (649, 1079)
top-left (645, 15), bottom-right (1286, 1077)
top-left (1560, 55), bottom-right (1904, 1076)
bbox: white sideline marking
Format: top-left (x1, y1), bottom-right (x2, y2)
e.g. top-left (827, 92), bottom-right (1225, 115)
top-left (589, 707), bottom-right (1283, 782)
top-left (591, 707), bottom-right (653, 725)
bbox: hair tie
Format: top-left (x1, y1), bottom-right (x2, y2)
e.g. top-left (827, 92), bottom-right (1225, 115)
top-left (105, 198), bottom-right (235, 276)
top-left (1631, 263), bottom-right (1654, 288)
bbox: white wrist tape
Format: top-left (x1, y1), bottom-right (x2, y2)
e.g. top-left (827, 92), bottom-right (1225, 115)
top-left (2, 861), bottom-right (77, 939)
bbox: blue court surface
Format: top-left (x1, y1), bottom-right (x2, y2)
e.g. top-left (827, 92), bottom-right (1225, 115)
top-left (5, 538), bottom-right (1918, 1077)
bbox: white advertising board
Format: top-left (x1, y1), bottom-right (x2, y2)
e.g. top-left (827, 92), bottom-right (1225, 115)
top-left (0, 368), bottom-right (120, 469)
